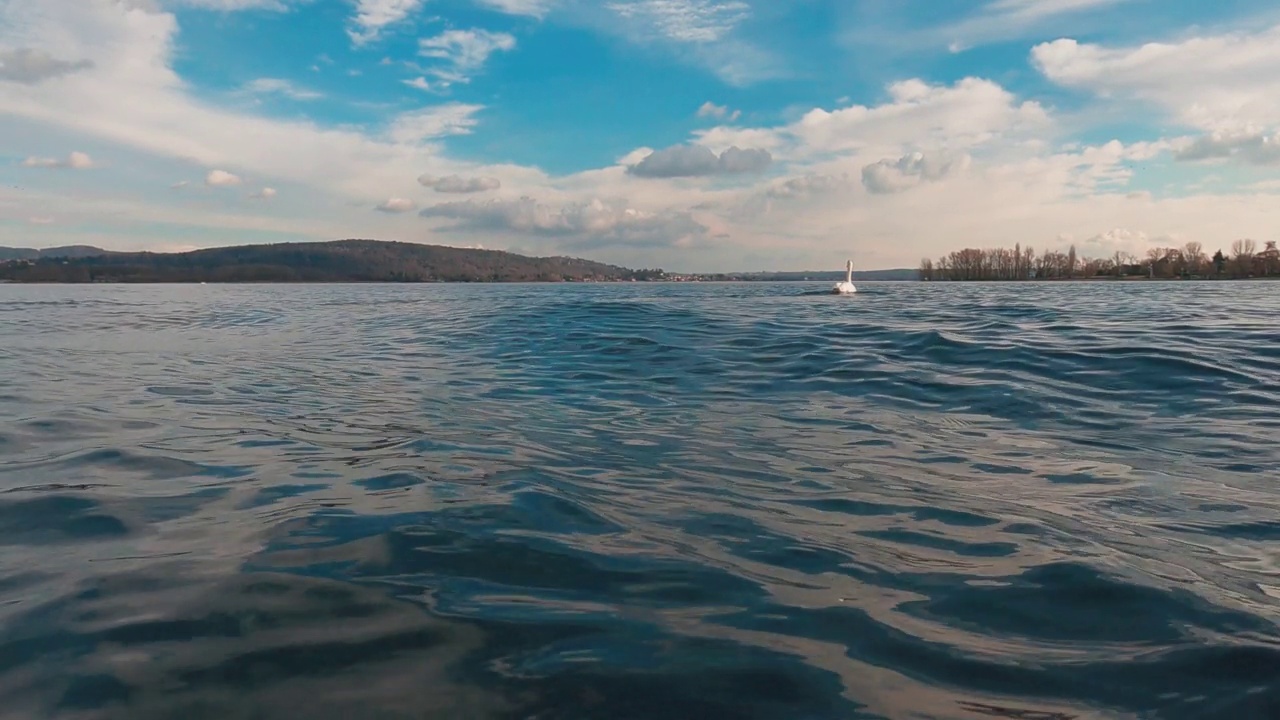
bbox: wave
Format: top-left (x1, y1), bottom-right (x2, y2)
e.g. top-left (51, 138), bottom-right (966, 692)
top-left (0, 280), bottom-right (1277, 718)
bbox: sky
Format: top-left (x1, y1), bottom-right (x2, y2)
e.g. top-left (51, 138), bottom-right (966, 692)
top-left (1, 0), bottom-right (1279, 271)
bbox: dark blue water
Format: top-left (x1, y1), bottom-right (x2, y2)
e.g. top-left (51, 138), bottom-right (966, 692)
top-left (2, 281), bottom-right (1279, 720)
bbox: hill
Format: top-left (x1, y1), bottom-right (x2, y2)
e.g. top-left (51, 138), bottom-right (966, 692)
top-left (0, 245), bottom-right (111, 261)
top-left (0, 239), bottom-right (663, 283)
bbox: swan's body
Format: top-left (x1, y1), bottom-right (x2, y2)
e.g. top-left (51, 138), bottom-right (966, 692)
top-left (832, 259), bottom-right (857, 294)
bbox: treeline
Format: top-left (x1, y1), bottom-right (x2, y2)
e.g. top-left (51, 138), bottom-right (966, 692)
top-left (0, 239), bottom-right (667, 283)
top-left (919, 239), bottom-right (1280, 281)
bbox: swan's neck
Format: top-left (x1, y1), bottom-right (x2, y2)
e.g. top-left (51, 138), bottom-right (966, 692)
top-left (845, 263), bottom-right (852, 283)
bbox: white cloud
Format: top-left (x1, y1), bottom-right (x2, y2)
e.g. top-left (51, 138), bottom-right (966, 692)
top-left (415, 28), bottom-right (516, 88)
top-left (683, 77), bottom-right (1051, 169)
top-left (607, 0), bottom-right (749, 43)
top-left (418, 174), bottom-right (501, 192)
top-left (419, 28), bottom-right (517, 68)
top-left (66, 151), bottom-right (94, 169)
top-left (690, 125), bottom-right (787, 155)
top-left (21, 151), bottom-right (94, 169)
top-left (387, 103), bottom-right (485, 144)
top-left (376, 197), bottom-right (417, 213)
top-left (789, 78), bottom-right (1050, 159)
top-left (348, 0), bottom-right (426, 46)
top-left (615, 146), bottom-right (654, 166)
top-left (1045, 138), bottom-right (1173, 193)
top-left (1032, 25), bottom-right (1280, 172)
top-left (1032, 25), bottom-right (1280, 133)
top-left (242, 77), bottom-right (323, 101)
top-left (402, 76), bottom-right (439, 92)
top-left (930, 0), bottom-right (1132, 51)
top-left (251, 187), bottom-right (277, 199)
top-left (206, 169), bottom-right (243, 186)
top-left (983, 0), bottom-right (1130, 22)
top-left (171, 180), bottom-right (189, 189)
top-left (27, 215), bottom-right (55, 225)
top-left (165, 0), bottom-right (298, 9)
top-left (697, 101), bottom-right (740, 122)
top-left (568, 0), bottom-right (776, 86)
top-left (473, 0), bottom-right (551, 17)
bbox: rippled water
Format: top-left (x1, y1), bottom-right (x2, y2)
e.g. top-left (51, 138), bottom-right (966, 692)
top-left (2, 280), bottom-right (1279, 720)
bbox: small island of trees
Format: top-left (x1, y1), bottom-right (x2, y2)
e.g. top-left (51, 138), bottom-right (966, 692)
top-left (919, 239), bottom-right (1280, 281)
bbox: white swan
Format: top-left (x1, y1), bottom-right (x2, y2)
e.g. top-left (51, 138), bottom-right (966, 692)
top-left (832, 259), bottom-right (857, 294)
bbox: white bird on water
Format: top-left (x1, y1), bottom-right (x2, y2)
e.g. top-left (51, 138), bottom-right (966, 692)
top-left (832, 259), bottom-right (857, 294)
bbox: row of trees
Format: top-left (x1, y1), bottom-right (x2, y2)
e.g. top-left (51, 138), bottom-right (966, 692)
top-left (919, 239), bottom-right (1280, 281)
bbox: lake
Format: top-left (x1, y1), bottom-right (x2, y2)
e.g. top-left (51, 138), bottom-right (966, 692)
top-left (1, 280), bottom-right (1277, 719)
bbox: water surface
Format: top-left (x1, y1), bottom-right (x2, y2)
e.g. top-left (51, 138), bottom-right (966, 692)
top-left (2, 280), bottom-right (1278, 719)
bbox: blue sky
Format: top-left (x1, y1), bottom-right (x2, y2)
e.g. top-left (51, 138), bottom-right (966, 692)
top-left (2, 0), bottom-right (1279, 271)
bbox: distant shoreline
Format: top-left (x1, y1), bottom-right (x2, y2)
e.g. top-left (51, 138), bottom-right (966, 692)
top-left (0, 275), bottom-right (913, 285)
top-left (0, 239), bottom-right (921, 283)
top-left (6, 274), bottom-right (1280, 285)
top-left (5, 237), bottom-right (1277, 284)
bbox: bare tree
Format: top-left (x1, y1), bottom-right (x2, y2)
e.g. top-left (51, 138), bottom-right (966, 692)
top-left (1231, 239), bottom-right (1257, 277)
top-left (918, 258), bottom-right (935, 280)
top-left (1183, 241), bottom-right (1204, 276)
top-left (1232, 238), bottom-right (1257, 258)
top-left (1146, 247), bottom-right (1165, 278)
